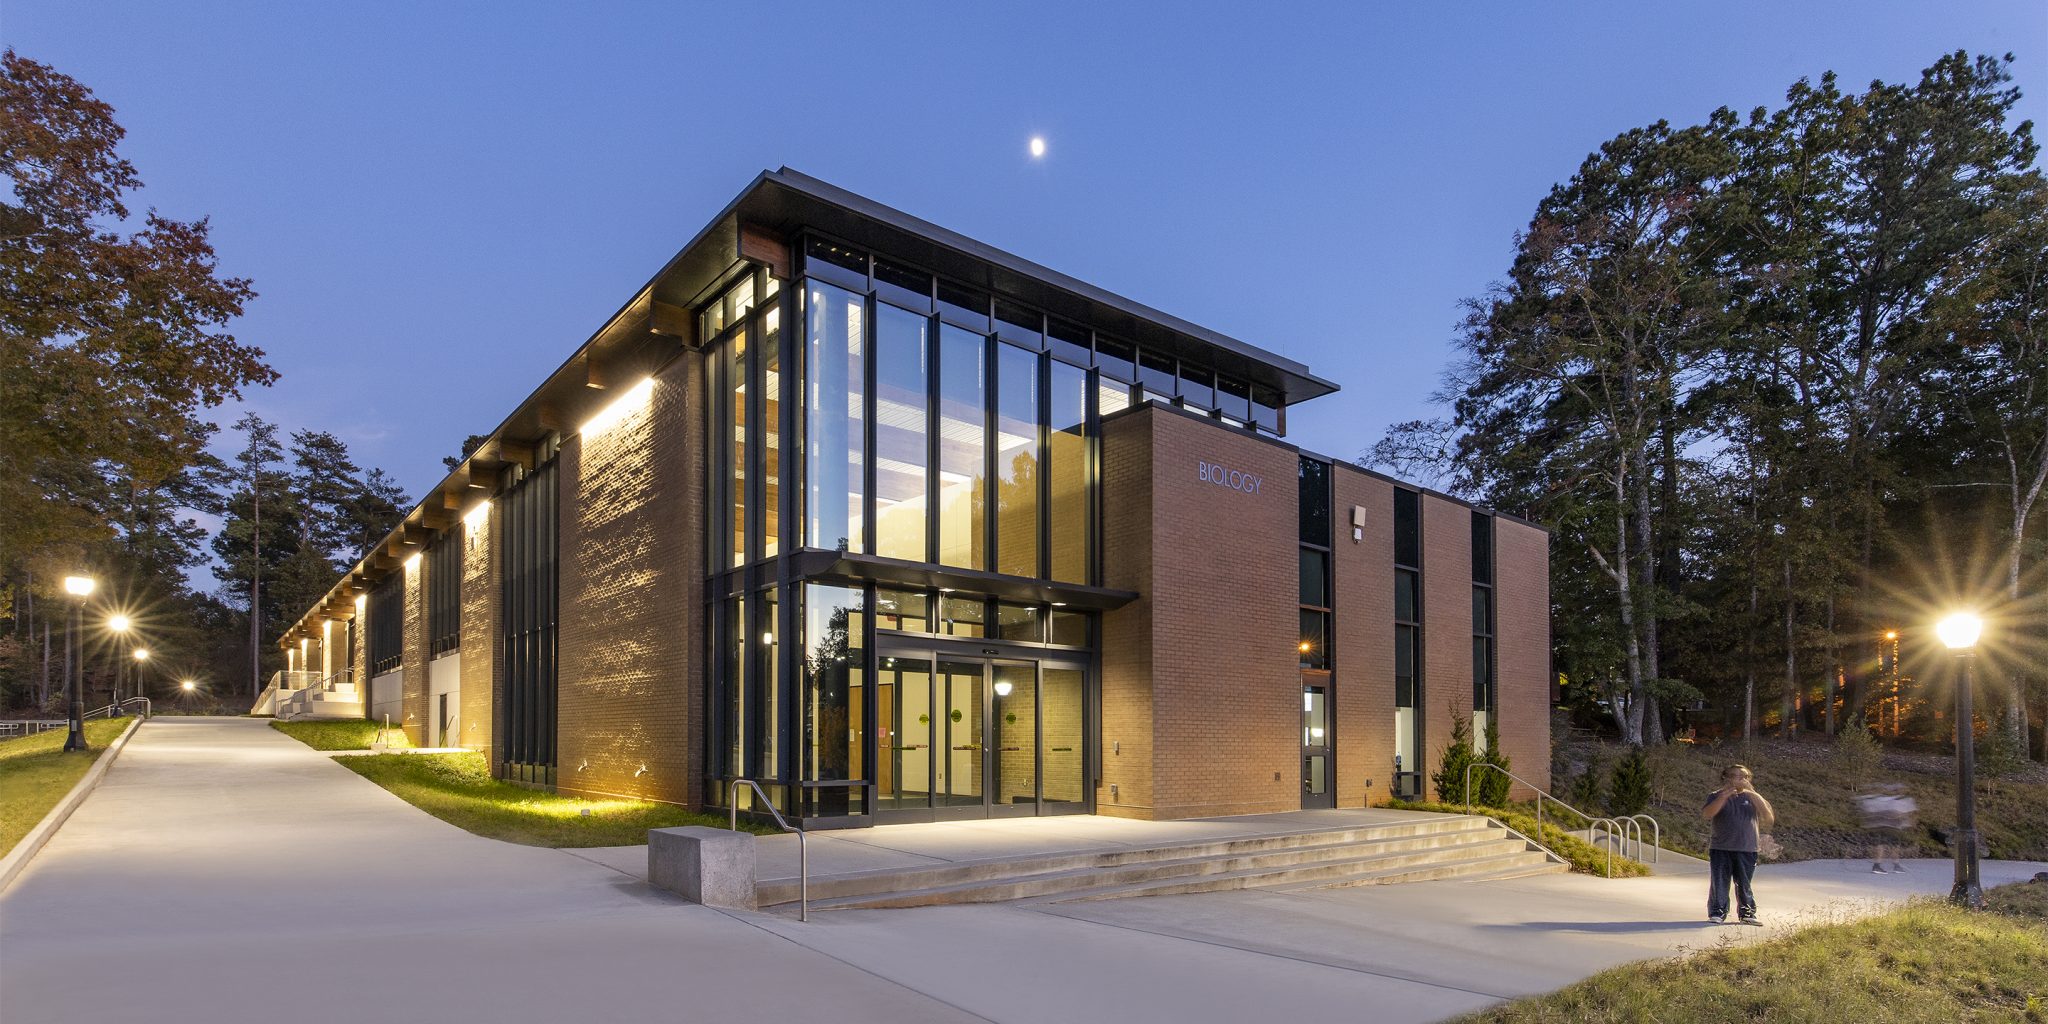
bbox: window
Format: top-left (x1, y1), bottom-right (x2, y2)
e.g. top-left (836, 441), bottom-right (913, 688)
top-left (874, 304), bottom-right (929, 561)
top-left (1138, 349), bottom-right (1175, 402)
top-left (1394, 488), bottom-right (1421, 569)
top-left (1216, 376), bottom-right (1251, 423)
top-left (996, 603), bottom-right (1043, 642)
top-left (875, 588), bottom-right (929, 632)
top-left (1300, 609), bottom-right (1330, 670)
top-left (1048, 360), bottom-right (1090, 584)
top-left (1394, 488), bottom-right (1422, 712)
top-left (753, 587), bottom-right (780, 780)
top-left (805, 281), bottom-right (865, 552)
top-left (802, 585), bottom-right (865, 816)
top-left (1299, 459), bottom-right (1331, 543)
top-left (994, 300), bottom-right (1042, 350)
top-left (1251, 385), bottom-right (1282, 434)
top-left (763, 308), bottom-right (783, 559)
top-left (1049, 610), bottom-right (1089, 647)
top-left (1047, 319), bottom-right (1089, 367)
top-left (500, 458), bottom-right (559, 781)
top-left (1093, 337), bottom-right (1134, 383)
top-left (1472, 511), bottom-right (1496, 715)
top-left (1299, 548), bottom-right (1329, 608)
top-left (872, 258), bottom-right (932, 311)
top-left (939, 594), bottom-right (985, 637)
top-left (995, 344), bottom-right (1040, 577)
top-left (1177, 363), bottom-right (1215, 412)
top-left (723, 325), bottom-right (747, 567)
top-left (427, 530), bottom-right (461, 658)
top-left (936, 325), bottom-right (987, 569)
top-left (937, 279), bottom-right (991, 331)
top-left (368, 572), bottom-right (403, 676)
top-left (804, 237), bottom-right (867, 290)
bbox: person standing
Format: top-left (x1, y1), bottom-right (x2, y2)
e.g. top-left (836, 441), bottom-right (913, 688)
top-left (1702, 764), bottom-right (1775, 925)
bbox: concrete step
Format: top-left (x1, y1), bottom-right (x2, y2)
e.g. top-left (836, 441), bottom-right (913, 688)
top-left (291, 703), bottom-right (365, 721)
top-left (766, 817), bottom-right (1560, 912)
top-left (756, 815), bottom-right (1494, 907)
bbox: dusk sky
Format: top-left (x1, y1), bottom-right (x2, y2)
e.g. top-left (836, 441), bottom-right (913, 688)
top-left (8, 2), bottom-right (2046, 589)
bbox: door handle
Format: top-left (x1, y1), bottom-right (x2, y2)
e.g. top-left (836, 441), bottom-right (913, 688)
top-left (951, 744), bottom-right (980, 751)
top-left (997, 746), bottom-right (1022, 752)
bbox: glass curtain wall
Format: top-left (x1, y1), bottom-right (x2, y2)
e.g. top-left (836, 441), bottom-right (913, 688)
top-left (936, 325), bottom-right (987, 568)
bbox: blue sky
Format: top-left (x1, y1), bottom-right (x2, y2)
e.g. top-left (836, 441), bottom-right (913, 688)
top-left (7, 1), bottom-right (2045, 586)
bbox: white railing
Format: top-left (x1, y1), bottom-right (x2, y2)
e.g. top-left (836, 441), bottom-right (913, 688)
top-left (1463, 762), bottom-right (1661, 877)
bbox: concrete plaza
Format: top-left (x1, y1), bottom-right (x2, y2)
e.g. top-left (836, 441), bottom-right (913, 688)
top-left (3, 718), bottom-right (2038, 1024)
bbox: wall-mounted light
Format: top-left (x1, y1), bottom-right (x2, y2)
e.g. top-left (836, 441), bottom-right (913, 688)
top-left (634, 764), bottom-right (649, 778)
top-left (581, 377), bottom-right (654, 437)
top-left (994, 681), bottom-right (1014, 697)
top-left (463, 500), bottom-right (491, 530)
top-left (355, 594), bottom-right (367, 611)
top-left (405, 551), bottom-right (422, 572)
top-left (761, 632), bottom-right (775, 646)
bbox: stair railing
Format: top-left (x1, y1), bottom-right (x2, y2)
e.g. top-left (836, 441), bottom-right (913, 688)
top-left (728, 779), bottom-right (808, 922)
top-left (1464, 762), bottom-right (1659, 878)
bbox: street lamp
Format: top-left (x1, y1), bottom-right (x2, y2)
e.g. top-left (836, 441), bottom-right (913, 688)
top-left (1937, 611), bottom-right (1985, 909)
top-left (61, 576), bottom-right (95, 751)
top-left (107, 614), bottom-right (132, 706)
top-left (131, 648), bottom-right (150, 706)
top-left (180, 679), bottom-right (196, 693)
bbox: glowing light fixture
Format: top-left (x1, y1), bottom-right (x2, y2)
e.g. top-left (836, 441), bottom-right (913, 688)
top-left (1884, 630), bottom-right (1898, 640)
top-left (109, 614), bottom-right (132, 633)
top-left (405, 551), bottom-right (422, 571)
top-left (463, 500), bottom-right (492, 530)
top-left (63, 575), bottom-right (95, 597)
top-left (1937, 613), bottom-right (1982, 651)
top-left (581, 377), bottom-right (654, 436)
top-left (1299, 640), bottom-right (1312, 654)
top-left (994, 680), bottom-right (1013, 697)
top-left (132, 648), bottom-right (149, 662)
top-left (181, 680), bottom-right (196, 692)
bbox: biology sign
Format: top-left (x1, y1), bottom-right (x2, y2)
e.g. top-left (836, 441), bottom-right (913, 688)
top-left (1197, 460), bottom-right (1263, 496)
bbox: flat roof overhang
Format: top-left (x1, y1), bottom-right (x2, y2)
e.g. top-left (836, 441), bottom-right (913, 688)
top-left (653, 168), bottom-right (1339, 408)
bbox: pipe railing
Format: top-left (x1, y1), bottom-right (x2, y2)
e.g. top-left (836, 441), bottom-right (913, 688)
top-left (1464, 762), bottom-right (1659, 878)
top-left (728, 779), bottom-right (808, 922)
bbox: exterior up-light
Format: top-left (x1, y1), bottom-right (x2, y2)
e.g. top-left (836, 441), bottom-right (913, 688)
top-left (1937, 613), bottom-right (1982, 650)
top-left (63, 575), bottom-right (96, 597)
top-left (581, 377), bottom-right (654, 436)
top-left (463, 500), bottom-right (492, 530)
top-left (405, 551), bottom-right (422, 571)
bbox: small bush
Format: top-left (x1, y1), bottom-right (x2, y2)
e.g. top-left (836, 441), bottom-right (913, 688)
top-left (1979, 722), bottom-right (2029, 778)
top-left (1832, 717), bottom-right (1883, 782)
top-left (1390, 799), bottom-right (1651, 877)
top-left (1432, 704), bottom-right (1483, 804)
top-left (1609, 746), bottom-right (1653, 815)
top-left (1567, 751), bottom-right (1606, 811)
top-left (1477, 715), bottom-right (1513, 807)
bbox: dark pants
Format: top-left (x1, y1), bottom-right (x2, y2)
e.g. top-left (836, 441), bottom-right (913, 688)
top-left (1708, 848), bottom-right (1758, 920)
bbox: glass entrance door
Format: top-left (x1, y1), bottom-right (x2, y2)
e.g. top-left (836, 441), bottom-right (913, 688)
top-left (874, 645), bottom-right (1089, 820)
top-left (1302, 684), bottom-right (1333, 809)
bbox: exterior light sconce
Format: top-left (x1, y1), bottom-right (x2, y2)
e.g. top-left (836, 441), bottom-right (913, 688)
top-left (64, 575), bottom-right (97, 597)
top-left (463, 500), bottom-right (491, 531)
top-left (761, 632), bottom-right (775, 646)
top-left (404, 551), bottom-right (422, 572)
top-left (1350, 505), bottom-right (1366, 543)
top-left (577, 760), bottom-right (590, 772)
top-left (634, 764), bottom-right (649, 778)
top-left (994, 681), bottom-right (1014, 697)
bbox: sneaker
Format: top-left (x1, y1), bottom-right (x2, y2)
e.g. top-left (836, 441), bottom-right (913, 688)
top-left (1872, 864), bottom-right (1887, 873)
top-left (1891, 864), bottom-right (1906, 873)
top-left (1740, 916), bottom-right (1763, 926)
top-left (1708, 915), bottom-right (1726, 924)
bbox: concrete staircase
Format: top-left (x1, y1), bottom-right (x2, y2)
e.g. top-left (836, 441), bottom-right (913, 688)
top-left (759, 815), bottom-right (1563, 913)
top-left (275, 680), bottom-right (364, 721)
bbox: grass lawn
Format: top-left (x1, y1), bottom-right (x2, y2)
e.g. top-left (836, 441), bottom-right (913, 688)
top-left (269, 718), bottom-right (410, 751)
top-left (0, 718), bottom-right (135, 858)
top-left (336, 751), bottom-right (773, 846)
top-left (1452, 879), bottom-right (2048, 1023)
top-left (1557, 734), bottom-right (2048, 864)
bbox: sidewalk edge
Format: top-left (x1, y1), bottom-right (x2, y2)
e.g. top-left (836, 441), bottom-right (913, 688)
top-left (0, 716), bottom-right (145, 895)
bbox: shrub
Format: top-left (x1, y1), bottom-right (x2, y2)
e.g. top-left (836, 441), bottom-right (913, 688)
top-left (1432, 705), bottom-right (1482, 804)
top-left (1979, 722), bottom-right (2029, 778)
top-left (1832, 716), bottom-right (1883, 782)
top-left (1389, 799), bottom-right (1652, 877)
top-left (1609, 745), bottom-right (1653, 815)
top-left (1477, 714), bottom-right (1513, 807)
top-left (1567, 750), bottom-right (1606, 811)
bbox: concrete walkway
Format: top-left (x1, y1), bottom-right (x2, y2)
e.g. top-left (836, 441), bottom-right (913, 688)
top-left (5, 718), bottom-right (2040, 1024)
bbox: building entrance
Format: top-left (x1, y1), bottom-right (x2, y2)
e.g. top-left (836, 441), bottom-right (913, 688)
top-left (874, 645), bottom-right (1088, 821)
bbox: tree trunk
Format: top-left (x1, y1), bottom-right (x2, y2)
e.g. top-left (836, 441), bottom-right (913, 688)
top-left (1782, 556), bottom-right (1798, 739)
top-left (1613, 461), bottom-right (1646, 747)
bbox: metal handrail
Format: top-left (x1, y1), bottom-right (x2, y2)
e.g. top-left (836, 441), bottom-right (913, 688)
top-left (84, 697), bottom-right (152, 721)
top-left (1464, 762), bottom-right (1659, 878)
top-left (1622, 813), bottom-right (1661, 864)
top-left (728, 779), bottom-right (808, 922)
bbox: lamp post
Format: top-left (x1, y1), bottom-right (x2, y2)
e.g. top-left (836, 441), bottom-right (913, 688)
top-left (107, 614), bottom-right (132, 707)
top-left (1936, 612), bottom-right (1984, 909)
top-left (131, 648), bottom-right (150, 708)
top-left (61, 576), bottom-right (96, 752)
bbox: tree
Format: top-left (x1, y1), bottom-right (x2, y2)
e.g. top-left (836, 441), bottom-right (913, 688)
top-left (0, 49), bottom-right (275, 582)
top-left (442, 434), bottom-right (490, 472)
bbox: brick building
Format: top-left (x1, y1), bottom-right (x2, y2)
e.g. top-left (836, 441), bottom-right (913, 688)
top-left (276, 169), bottom-right (1551, 825)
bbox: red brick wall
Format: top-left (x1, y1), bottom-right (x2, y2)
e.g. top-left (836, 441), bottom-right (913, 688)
top-left (554, 357), bottom-right (702, 807)
top-left (1331, 466), bottom-right (1395, 807)
top-left (1100, 405), bottom-right (1300, 819)
top-left (1421, 494), bottom-right (1473, 800)
top-left (1495, 516), bottom-right (1552, 798)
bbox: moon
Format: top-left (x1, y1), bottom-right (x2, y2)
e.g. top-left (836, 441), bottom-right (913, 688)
top-left (1029, 136), bottom-right (1046, 158)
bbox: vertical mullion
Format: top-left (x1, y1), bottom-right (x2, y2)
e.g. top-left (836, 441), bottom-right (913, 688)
top-left (925, 307), bottom-right (940, 565)
top-left (1037, 346), bottom-right (1051, 581)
